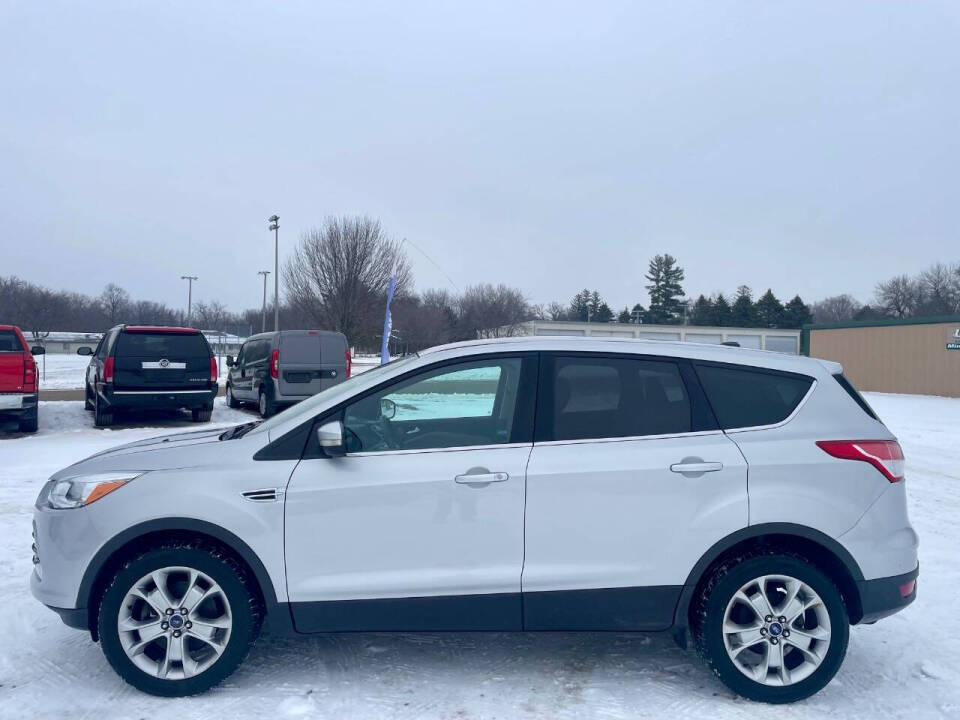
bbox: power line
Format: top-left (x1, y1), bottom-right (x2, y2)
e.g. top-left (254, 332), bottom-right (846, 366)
top-left (400, 237), bottom-right (461, 294)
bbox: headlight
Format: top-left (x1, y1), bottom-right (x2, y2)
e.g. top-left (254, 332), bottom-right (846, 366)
top-left (45, 472), bottom-right (144, 509)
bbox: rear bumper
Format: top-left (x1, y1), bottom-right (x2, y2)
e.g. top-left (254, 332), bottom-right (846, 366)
top-left (857, 565), bottom-right (918, 624)
top-left (0, 392), bottom-right (37, 417)
top-left (101, 386), bottom-right (216, 410)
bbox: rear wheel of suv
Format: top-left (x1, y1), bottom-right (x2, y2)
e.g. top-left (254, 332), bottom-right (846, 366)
top-left (258, 389), bottom-right (275, 418)
top-left (98, 542), bottom-right (262, 697)
top-left (191, 407), bottom-right (212, 423)
top-left (94, 392), bottom-right (113, 427)
top-left (693, 552), bottom-right (849, 703)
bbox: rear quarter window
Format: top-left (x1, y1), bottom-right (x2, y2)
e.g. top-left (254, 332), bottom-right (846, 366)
top-left (833, 373), bottom-right (880, 421)
top-left (694, 363), bottom-right (814, 430)
top-left (0, 330), bottom-right (24, 352)
top-left (115, 332), bottom-right (210, 358)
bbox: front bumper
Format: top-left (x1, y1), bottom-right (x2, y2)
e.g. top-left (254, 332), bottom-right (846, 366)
top-left (858, 565), bottom-right (918, 624)
top-left (0, 392), bottom-right (37, 418)
top-left (101, 386), bottom-right (217, 411)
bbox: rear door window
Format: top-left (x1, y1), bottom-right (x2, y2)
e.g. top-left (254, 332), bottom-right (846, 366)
top-left (281, 334), bottom-right (323, 363)
top-left (115, 332), bottom-right (210, 358)
top-left (0, 330), bottom-right (22, 352)
top-left (541, 356), bottom-right (692, 442)
top-left (694, 363), bottom-right (813, 429)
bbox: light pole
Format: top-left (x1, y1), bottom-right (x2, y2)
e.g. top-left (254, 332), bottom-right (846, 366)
top-left (257, 270), bottom-right (270, 333)
top-left (181, 275), bottom-right (198, 325)
top-left (268, 215), bottom-right (279, 331)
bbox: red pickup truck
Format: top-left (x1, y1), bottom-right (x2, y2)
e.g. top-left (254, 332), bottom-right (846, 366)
top-left (0, 325), bottom-right (44, 433)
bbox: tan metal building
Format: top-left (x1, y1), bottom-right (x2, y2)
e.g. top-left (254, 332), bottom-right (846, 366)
top-left (802, 316), bottom-right (960, 398)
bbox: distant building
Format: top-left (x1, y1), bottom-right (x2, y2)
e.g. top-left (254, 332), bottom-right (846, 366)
top-left (503, 320), bottom-right (801, 354)
top-left (803, 315), bottom-right (960, 397)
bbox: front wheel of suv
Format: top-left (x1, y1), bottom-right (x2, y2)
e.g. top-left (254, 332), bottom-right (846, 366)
top-left (98, 542), bottom-right (262, 697)
top-left (225, 384), bottom-right (238, 408)
top-left (692, 552), bottom-right (849, 704)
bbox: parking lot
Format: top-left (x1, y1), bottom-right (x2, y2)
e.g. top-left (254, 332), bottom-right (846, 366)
top-left (0, 391), bottom-right (957, 719)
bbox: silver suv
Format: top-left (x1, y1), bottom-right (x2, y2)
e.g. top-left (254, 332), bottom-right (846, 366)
top-left (30, 337), bottom-right (918, 702)
top-left (224, 329), bottom-right (350, 417)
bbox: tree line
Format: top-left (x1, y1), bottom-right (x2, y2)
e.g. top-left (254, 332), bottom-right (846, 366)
top-left (540, 254), bottom-right (814, 329)
top-left (3, 216), bottom-right (956, 351)
top-left (812, 262), bottom-right (960, 323)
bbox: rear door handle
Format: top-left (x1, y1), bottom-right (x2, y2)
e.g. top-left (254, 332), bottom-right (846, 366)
top-left (455, 472), bottom-right (509, 485)
top-left (670, 462), bottom-right (723, 474)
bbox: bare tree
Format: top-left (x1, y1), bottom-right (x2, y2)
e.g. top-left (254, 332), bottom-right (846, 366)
top-left (284, 216), bottom-right (412, 344)
top-left (875, 274), bottom-right (923, 318)
top-left (99, 283), bottom-right (131, 326)
top-left (458, 283), bottom-right (532, 338)
top-left (918, 262), bottom-right (959, 315)
top-left (811, 294), bottom-right (862, 323)
top-left (193, 300), bottom-right (229, 330)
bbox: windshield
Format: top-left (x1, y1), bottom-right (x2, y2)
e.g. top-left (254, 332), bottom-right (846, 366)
top-left (250, 354), bottom-right (420, 435)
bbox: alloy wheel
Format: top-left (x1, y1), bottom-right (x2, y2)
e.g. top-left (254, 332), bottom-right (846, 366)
top-left (722, 574), bottom-right (831, 687)
top-left (117, 566), bottom-right (233, 680)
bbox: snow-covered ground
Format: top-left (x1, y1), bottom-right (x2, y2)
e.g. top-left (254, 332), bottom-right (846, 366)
top-left (34, 353), bottom-right (384, 389)
top-left (0, 393), bottom-right (958, 718)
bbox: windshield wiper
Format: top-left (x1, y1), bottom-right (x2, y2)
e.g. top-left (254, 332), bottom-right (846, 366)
top-left (219, 421), bottom-right (261, 441)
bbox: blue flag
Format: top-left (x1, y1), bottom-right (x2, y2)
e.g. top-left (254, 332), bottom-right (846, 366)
top-left (381, 270), bottom-right (396, 364)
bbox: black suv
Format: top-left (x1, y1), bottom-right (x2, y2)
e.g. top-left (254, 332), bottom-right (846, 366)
top-left (78, 325), bottom-right (218, 427)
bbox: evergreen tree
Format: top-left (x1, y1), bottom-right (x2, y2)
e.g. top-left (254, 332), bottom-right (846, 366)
top-left (710, 293), bottom-right (732, 326)
top-left (781, 295), bottom-right (813, 328)
top-left (630, 303), bottom-right (646, 324)
top-left (617, 307), bottom-right (632, 323)
top-left (730, 285), bottom-right (756, 327)
top-left (689, 294), bottom-right (714, 326)
top-left (595, 302), bottom-right (614, 323)
top-left (569, 289), bottom-right (592, 321)
top-left (589, 291), bottom-right (603, 319)
top-left (755, 289), bottom-right (785, 328)
top-left (645, 254), bottom-right (685, 324)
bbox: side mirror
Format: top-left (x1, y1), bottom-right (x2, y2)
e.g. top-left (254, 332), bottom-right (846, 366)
top-left (380, 397), bottom-right (397, 420)
top-left (31, 346), bottom-right (45, 355)
top-left (226, 355), bottom-right (235, 367)
top-left (77, 346), bottom-right (93, 356)
top-left (316, 420), bottom-right (346, 457)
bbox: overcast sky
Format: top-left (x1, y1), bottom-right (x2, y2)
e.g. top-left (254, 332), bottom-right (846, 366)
top-left (2, 1), bottom-right (957, 315)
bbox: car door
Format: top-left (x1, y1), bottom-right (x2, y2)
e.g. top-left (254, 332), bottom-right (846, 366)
top-left (522, 352), bottom-right (748, 630)
top-left (284, 353), bottom-right (537, 632)
top-left (231, 343), bottom-right (253, 399)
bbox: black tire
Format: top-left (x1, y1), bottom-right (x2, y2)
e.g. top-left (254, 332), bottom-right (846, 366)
top-left (18, 408), bottom-right (38, 433)
top-left (84, 385), bottom-right (95, 411)
top-left (192, 407), bottom-right (213, 423)
top-left (97, 541), bottom-right (262, 697)
top-left (225, 384), bottom-right (239, 408)
top-left (692, 551), bottom-right (849, 704)
top-left (258, 388), bottom-right (275, 418)
top-left (94, 391), bottom-right (113, 427)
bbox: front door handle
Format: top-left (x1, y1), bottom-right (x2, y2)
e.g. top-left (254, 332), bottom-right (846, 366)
top-left (670, 461), bottom-right (723, 474)
top-left (455, 471), bottom-right (509, 485)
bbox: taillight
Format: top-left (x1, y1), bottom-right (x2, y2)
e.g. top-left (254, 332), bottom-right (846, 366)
top-left (23, 355), bottom-right (36, 391)
top-left (104, 356), bottom-right (115, 383)
top-left (345, 349), bottom-right (352, 378)
top-left (210, 356), bottom-right (218, 383)
top-left (816, 440), bottom-right (905, 483)
top-left (270, 349), bottom-right (279, 379)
